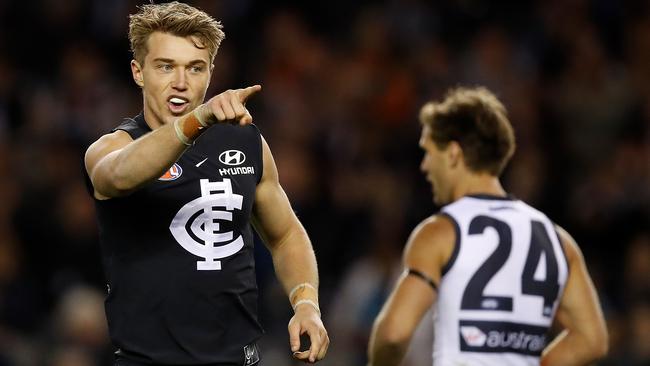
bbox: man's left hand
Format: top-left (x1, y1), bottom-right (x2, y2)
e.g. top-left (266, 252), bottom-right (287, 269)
top-left (288, 303), bottom-right (329, 363)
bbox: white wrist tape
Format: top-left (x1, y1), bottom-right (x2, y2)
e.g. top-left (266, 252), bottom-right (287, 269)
top-left (174, 118), bottom-right (192, 146)
top-left (292, 299), bottom-right (321, 316)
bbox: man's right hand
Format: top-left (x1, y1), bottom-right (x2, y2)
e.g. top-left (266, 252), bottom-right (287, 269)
top-left (196, 84), bottom-right (262, 126)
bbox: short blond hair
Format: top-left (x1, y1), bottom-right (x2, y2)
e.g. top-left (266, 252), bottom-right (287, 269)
top-left (420, 86), bottom-right (516, 176)
top-left (128, 1), bottom-right (225, 65)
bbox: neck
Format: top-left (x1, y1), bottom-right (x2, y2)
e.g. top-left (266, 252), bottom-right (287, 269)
top-left (143, 104), bottom-right (165, 130)
top-left (451, 173), bottom-right (506, 202)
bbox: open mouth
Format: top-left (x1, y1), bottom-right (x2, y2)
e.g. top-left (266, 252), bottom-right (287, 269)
top-left (167, 96), bottom-right (190, 114)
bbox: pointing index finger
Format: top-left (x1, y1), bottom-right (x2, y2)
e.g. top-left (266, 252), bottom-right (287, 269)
top-left (236, 84), bottom-right (262, 103)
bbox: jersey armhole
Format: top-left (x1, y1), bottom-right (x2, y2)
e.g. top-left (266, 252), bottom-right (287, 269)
top-left (439, 212), bottom-right (460, 276)
top-left (251, 124), bottom-right (263, 185)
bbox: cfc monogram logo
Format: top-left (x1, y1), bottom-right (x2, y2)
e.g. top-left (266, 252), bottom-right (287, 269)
top-left (169, 178), bottom-right (244, 270)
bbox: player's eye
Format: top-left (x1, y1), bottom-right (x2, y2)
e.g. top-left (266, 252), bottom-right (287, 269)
top-left (190, 65), bottom-right (204, 73)
top-left (157, 64), bottom-right (173, 72)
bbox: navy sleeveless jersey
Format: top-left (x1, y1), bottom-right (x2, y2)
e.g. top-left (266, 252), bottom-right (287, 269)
top-left (92, 113), bottom-right (264, 365)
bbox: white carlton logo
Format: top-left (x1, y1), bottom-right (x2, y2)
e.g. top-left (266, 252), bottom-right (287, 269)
top-left (219, 150), bottom-right (246, 166)
top-left (169, 178), bottom-right (243, 270)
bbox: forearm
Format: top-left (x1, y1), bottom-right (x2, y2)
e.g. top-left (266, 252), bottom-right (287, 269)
top-left (270, 223), bottom-right (329, 362)
top-left (368, 344), bottom-right (406, 366)
top-left (541, 329), bottom-right (607, 366)
top-left (93, 111), bottom-right (205, 196)
top-left (268, 225), bottom-right (319, 305)
top-left (108, 123), bottom-right (187, 191)
top-left (367, 320), bottom-right (408, 366)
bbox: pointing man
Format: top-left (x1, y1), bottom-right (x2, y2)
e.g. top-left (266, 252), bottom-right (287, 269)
top-left (84, 2), bottom-right (328, 364)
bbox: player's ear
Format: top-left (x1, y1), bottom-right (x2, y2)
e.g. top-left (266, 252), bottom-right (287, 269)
top-left (447, 141), bottom-right (463, 169)
top-left (131, 59), bottom-right (144, 87)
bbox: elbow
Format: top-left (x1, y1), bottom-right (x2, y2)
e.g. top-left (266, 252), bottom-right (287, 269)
top-left (590, 316), bottom-right (610, 360)
top-left (580, 325), bottom-right (609, 362)
top-left (590, 329), bottom-right (609, 360)
top-left (111, 174), bottom-right (136, 194)
top-left (595, 342), bottom-right (609, 361)
top-left (109, 163), bottom-right (138, 193)
top-left (368, 312), bottom-right (416, 365)
top-left (372, 316), bottom-right (411, 351)
top-left (93, 171), bottom-right (136, 198)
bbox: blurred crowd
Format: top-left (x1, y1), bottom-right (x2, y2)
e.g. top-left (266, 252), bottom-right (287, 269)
top-left (0, 0), bottom-right (648, 365)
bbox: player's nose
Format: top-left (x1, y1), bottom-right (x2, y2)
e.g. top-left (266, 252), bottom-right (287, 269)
top-left (172, 70), bottom-right (188, 91)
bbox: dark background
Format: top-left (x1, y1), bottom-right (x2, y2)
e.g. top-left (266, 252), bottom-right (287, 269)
top-left (0, 0), bottom-right (648, 365)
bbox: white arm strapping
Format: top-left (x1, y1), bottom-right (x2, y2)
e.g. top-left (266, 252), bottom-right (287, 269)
top-left (292, 299), bottom-right (321, 316)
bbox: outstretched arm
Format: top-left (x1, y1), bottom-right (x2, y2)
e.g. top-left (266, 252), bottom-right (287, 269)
top-left (541, 226), bottom-right (608, 366)
top-left (85, 85), bottom-right (261, 199)
top-left (252, 136), bottom-right (329, 363)
top-left (368, 215), bottom-right (455, 366)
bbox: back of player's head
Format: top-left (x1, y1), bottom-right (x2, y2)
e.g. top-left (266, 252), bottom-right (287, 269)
top-left (419, 86), bottom-right (516, 176)
top-left (128, 1), bottom-right (225, 65)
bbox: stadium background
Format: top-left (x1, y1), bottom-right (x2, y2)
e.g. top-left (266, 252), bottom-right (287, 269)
top-left (0, 0), bottom-right (648, 365)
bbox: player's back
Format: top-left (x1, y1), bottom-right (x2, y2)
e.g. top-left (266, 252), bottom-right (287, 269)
top-left (433, 194), bottom-right (569, 366)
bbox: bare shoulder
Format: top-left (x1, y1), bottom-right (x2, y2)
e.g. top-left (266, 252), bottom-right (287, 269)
top-left (407, 215), bottom-right (455, 250)
top-left (554, 224), bottom-right (583, 264)
top-left (87, 129), bottom-right (133, 152)
top-left (403, 214), bottom-right (457, 281)
top-left (84, 130), bottom-right (133, 171)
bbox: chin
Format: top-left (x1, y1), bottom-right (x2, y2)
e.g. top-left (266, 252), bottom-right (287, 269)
top-left (165, 108), bottom-right (189, 123)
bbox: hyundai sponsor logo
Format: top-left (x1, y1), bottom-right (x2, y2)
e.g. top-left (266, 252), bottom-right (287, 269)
top-left (219, 166), bottom-right (255, 176)
top-left (219, 150), bottom-right (246, 166)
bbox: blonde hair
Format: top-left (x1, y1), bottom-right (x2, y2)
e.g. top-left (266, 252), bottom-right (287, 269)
top-left (128, 1), bottom-right (225, 65)
top-left (419, 86), bottom-right (516, 176)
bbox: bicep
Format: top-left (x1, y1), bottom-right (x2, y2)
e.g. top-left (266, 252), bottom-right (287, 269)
top-left (554, 227), bottom-right (606, 336)
top-left (402, 215), bottom-right (456, 293)
top-left (376, 216), bottom-right (455, 338)
top-left (251, 136), bottom-right (302, 247)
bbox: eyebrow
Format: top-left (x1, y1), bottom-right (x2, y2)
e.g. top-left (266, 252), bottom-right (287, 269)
top-left (152, 58), bottom-right (208, 65)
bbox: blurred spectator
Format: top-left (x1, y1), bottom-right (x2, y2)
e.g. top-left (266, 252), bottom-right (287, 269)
top-left (626, 301), bottom-right (650, 365)
top-left (42, 285), bottom-right (112, 366)
top-left (623, 233), bottom-right (650, 302)
top-left (325, 227), bottom-right (402, 365)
